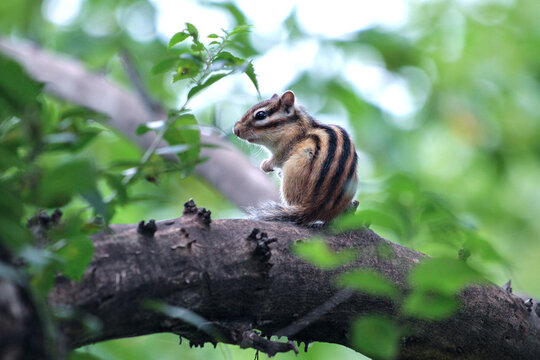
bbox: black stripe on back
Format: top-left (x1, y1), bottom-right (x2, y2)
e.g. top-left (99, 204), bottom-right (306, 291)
top-left (332, 127), bottom-right (351, 190)
top-left (313, 124), bottom-right (338, 194)
top-left (320, 126), bottom-right (351, 208)
top-left (332, 149), bottom-right (358, 208)
top-left (308, 134), bottom-right (321, 172)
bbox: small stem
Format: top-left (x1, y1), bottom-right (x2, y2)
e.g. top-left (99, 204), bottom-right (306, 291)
top-left (111, 30), bottom-right (233, 199)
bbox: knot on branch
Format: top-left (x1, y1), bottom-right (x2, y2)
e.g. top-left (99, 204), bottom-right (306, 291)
top-left (246, 229), bottom-right (277, 278)
top-left (503, 280), bottom-right (512, 293)
top-left (27, 209), bottom-right (63, 245)
top-left (27, 209), bottom-right (63, 230)
top-left (183, 199), bottom-right (198, 215)
top-left (182, 198), bottom-right (211, 226)
top-left (524, 298), bottom-right (533, 312)
top-left (247, 228), bottom-right (277, 263)
top-left (197, 208), bottom-right (211, 226)
top-left (137, 219), bottom-right (157, 237)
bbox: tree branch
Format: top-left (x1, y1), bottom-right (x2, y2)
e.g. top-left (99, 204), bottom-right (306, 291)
top-left (0, 38), bottom-right (280, 208)
top-left (48, 201), bottom-right (540, 359)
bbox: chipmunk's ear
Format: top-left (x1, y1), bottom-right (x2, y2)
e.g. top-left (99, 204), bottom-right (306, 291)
top-left (281, 90), bottom-right (295, 109)
top-left (271, 93), bottom-right (279, 101)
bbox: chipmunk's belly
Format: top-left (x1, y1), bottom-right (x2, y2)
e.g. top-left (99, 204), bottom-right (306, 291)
top-left (281, 147), bottom-right (316, 206)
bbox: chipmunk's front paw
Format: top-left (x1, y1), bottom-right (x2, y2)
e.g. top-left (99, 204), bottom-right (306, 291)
top-left (261, 159), bottom-right (274, 173)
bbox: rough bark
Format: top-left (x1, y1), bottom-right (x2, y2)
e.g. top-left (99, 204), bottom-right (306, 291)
top-left (0, 38), bottom-right (280, 208)
top-left (47, 202), bottom-right (540, 360)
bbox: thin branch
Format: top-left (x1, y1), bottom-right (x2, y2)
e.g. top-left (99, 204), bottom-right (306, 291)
top-left (275, 289), bottom-right (354, 338)
top-left (119, 49), bottom-right (162, 114)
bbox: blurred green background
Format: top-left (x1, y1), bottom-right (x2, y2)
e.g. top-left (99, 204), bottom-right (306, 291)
top-left (2, 0), bottom-right (540, 359)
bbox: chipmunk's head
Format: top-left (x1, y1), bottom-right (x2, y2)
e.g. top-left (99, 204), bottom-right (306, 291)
top-left (234, 91), bottom-right (308, 150)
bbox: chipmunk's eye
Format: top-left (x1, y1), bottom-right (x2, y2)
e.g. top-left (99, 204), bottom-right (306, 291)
top-left (254, 110), bottom-right (267, 120)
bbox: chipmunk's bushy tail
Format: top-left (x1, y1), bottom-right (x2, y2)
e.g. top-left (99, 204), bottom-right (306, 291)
top-left (246, 201), bottom-right (315, 225)
top-left (246, 199), bottom-right (359, 226)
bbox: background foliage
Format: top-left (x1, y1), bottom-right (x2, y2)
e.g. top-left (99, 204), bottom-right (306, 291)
top-left (1, 0), bottom-right (540, 359)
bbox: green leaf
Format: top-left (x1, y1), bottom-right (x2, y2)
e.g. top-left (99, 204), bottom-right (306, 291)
top-left (56, 235), bottom-right (94, 281)
top-left (163, 114), bottom-right (201, 170)
top-left (155, 144), bottom-right (191, 155)
top-left (0, 55), bottom-right (43, 115)
top-left (173, 57), bottom-right (203, 82)
top-left (402, 290), bottom-right (458, 320)
top-left (330, 211), bottom-right (367, 233)
top-left (81, 187), bottom-right (110, 224)
top-left (408, 257), bottom-right (485, 295)
top-left (185, 22), bottom-right (199, 41)
top-left (45, 128), bottom-right (102, 153)
top-left (355, 210), bottom-right (403, 237)
top-left (145, 301), bottom-right (221, 339)
top-left (48, 215), bottom-right (97, 282)
top-left (0, 179), bottom-right (32, 248)
top-left (207, 34), bottom-right (219, 39)
top-left (337, 269), bottom-right (399, 299)
top-left (244, 62), bottom-right (260, 95)
top-left (229, 24), bottom-right (252, 37)
top-left (59, 107), bottom-right (107, 121)
top-left (136, 121), bottom-right (165, 136)
top-left (187, 73), bottom-right (227, 99)
top-left (30, 263), bottom-right (57, 297)
top-left (463, 233), bottom-right (508, 264)
top-left (191, 43), bottom-right (206, 52)
top-left (151, 58), bottom-right (179, 75)
top-left (0, 217), bottom-right (32, 249)
top-left (136, 124), bottom-right (151, 136)
top-left (168, 32), bottom-right (189, 48)
top-left (104, 173), bottom-right (128, 203)
top-left (36, 158), bottom-right (98, 208)
top-left (292, 237), bottom-right (356, 269)
top-left (351, 316), bottom-right (400, 360)
top-left (0, 147), bottom-right (23, 173)
top-left (214, 51), bottom-right (245, 66)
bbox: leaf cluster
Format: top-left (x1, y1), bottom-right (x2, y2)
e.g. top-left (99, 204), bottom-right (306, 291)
top-left (152, 23), bottom-right (259, 97)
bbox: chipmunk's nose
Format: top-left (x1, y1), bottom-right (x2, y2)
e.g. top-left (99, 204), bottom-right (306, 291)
top-left (233, 125), bottom-right (240, 137)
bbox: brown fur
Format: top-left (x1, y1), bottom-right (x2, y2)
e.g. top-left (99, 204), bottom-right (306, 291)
top-left (234, 91), bottom-right (358, 224)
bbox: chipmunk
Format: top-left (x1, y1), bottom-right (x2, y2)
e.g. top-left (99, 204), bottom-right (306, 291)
top-left (233, 90), bottom-right (358, 225)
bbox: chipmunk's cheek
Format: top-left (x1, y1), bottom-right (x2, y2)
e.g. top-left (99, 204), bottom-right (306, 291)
top-left (244, 129), bottom-right (260, 143)
top-left (246, 134), bottom-right (259, 143)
